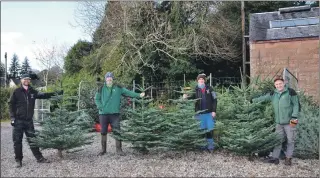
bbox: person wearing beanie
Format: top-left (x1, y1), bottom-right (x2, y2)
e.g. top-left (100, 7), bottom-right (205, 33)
top-left (252, 75), bottom-right (300, 166)
top-left (183, 73), bottom-right (217, 153)
top-left (95, 72), bottom-right (145, 156)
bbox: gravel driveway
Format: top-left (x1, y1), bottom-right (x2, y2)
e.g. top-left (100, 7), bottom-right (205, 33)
top-left (1, 122), bottom-right (319, 177)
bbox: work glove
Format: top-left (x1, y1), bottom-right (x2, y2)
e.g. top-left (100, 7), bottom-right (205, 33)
top-left (290, 118), bottom-right (298, 127)
top-left (10, 117), bottom-right (15, 127)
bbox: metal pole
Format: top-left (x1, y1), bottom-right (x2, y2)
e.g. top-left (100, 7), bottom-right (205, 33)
top-left (41, 100), bottom-right (44, 121)
top-left (78, 81), bottom-right (83, 111)
top-left (241, 1), bottom-right (247, 87)
top-left (210, 73), bottom-right (212, 87)
top-left (318, 0), bottom-right (320, 161)
top-left (142, 76), bottom-right (145, 89)
top-left (133, 80), bottom-right (135, 110)
top-left (4, 52), bottom-right (7, 88)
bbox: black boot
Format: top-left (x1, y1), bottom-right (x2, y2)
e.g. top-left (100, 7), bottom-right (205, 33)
top-left (263, 157), bottom-right (279, 165)
top-left (279, 149), bottom-right (286, 160)
top-left (37, 157), bottom-right (50, 163)
top-left (15, 160), bottom-right (22, 168)
top-left (115, 140), bottom-right (125, 156)
top-left (98, 135), bottom-right (107, 156)
top-left (284, 157), bottom-right (292, 166)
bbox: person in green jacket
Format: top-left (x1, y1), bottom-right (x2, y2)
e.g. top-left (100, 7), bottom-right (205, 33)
top-left (95, 72), bottom-right (145, 156)
top-left (252, 75), bottom-right (299, 166)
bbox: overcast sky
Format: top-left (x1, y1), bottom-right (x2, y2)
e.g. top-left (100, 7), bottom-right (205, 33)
top-left (1, 1), bottom-right (92, 71)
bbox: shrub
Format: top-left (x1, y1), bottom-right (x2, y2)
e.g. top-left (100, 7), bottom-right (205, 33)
top-left (0, 87), bottom-right (15, 120)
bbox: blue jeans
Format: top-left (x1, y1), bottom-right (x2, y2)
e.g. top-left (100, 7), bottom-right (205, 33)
top-left (196, 113), bottom-right (215, 131)
top-left (196, 113), bottom-right (215, 150)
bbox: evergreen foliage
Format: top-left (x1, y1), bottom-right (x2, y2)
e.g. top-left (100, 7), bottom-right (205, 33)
top-left (20, 57), bottom-right (32, 75)
top-left (9, 54), bottom-right (20, 78)
top-left (218, 78), bottom-right (319, 160)
top-left (163, 87), bottom-right (207, 151)
top-left (30, 93), bottom-right (94, 158)
top-left (293, 92), bottom-right (319, 159)
top-left (112, 86), bottom-right (166, 153)
top-left (113, 85), bottom-right (206, 153)
top-left (218, 83), bottom-right (281, 158)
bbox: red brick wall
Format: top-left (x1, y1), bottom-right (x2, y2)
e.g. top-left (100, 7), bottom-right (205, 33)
top-left (250, 38), bottom-right (319, 101)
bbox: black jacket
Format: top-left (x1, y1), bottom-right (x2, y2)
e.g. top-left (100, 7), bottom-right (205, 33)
top-left (8, 85), bottom-right (56, 120)
top-left (192, 85), bottom-right (217, 114)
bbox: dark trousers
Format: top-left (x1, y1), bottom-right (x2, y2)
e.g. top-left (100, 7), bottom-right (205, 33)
top-left (13, 119), bottom-right (43, 161)
top-left (99, 114), bottom-right (120, 135)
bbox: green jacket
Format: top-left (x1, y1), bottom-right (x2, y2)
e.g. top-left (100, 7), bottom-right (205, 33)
top-left (95, 84), bottom-right (140, 114)
top-left (252, 86), bottom-right (299, 124)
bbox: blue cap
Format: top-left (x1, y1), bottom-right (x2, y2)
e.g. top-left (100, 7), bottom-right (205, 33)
top-left (105, 72), bottom-right (114, 79)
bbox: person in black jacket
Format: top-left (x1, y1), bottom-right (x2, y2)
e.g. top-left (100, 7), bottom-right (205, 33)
top-left (8, 74), bottom-right (63, 168)
top-left (183, 73), bottom-right (217, 152)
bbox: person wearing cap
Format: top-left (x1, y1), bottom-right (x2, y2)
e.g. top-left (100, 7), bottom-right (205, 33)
top-left (8, 74), bottom-right (63, 168)
top-left (252, 75), bottom-right (300, 166)
top-left (183, 73), bottom-right (217, 152)
top-left (95, 72), bottom-right (145, 156)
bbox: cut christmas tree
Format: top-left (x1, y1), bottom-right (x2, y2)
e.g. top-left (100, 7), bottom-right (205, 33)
top-left (112, 85), bottom-right (167, 153)
top-left (163, 86), bottom-right (207, 151)
top-left (293, 92), bottom-right (319, 159)
top-left (113, 85), bottom-right (207, 153)
top-left (30, 93), bottom-right (94, 158)
top-left (219, 85), bottom-right (281, 159)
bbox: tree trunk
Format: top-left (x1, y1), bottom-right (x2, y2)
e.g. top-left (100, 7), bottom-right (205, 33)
top-left (57, 149), bottom-right (63, 158)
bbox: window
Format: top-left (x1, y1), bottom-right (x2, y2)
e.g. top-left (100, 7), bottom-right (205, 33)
top-left (270, 17), bottom-right (319, 28)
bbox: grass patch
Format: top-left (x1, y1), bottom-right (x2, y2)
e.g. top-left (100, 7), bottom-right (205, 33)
top-left (1, 119), bottom-right (10, 123)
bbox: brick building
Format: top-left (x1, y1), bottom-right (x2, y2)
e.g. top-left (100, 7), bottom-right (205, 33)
top-left (249, 5), bottom-right (319, 100)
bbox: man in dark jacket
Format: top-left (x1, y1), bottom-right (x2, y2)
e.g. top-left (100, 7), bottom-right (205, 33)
top-left (183, 73), bottom-right (217, 152)
top-left (8, 74), bottom-right (63, 168)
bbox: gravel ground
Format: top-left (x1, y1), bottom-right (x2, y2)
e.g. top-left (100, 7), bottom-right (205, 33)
top-left (1, 122), bottom-right (319, 177)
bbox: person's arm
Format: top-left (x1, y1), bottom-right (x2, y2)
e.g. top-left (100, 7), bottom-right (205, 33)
top-left (290, 91), bottom-right (299, 119)
top-left (8, 90), bottom-right (17, 122)
top-left (182, 88), bottom-right (196, 99)
top-left (95, 91), bottom-right (103, 111)
top-left (211, 90), bottom-right (217, 113)
top-left (121, 87), bottom-right (141, 98)
top-left (252, 93), bottom-right (272, 103)
top-left (35, 90), bottom-right (63, 99)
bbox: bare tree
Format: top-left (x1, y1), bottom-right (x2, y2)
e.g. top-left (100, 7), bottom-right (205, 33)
top-left (32, 40), bottom-right (65, 90)
top-left (111, 2), bottom-right (241, 73)
top-left (56, 42), bottom-right (70, 70)
top-left (88, 1), bottom-right (241, 79)
top-left (72, 0), bottom-right (106, 37)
